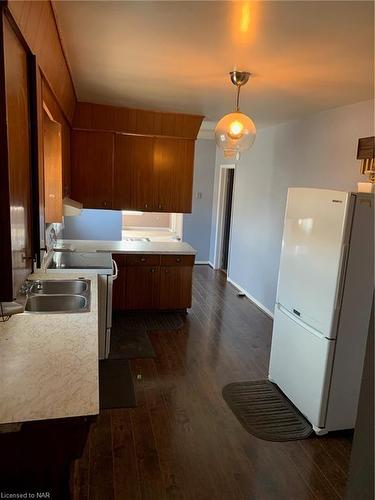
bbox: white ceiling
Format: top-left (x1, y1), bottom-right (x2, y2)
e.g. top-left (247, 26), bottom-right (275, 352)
top-left (53, 1), bottom-right (374, 128)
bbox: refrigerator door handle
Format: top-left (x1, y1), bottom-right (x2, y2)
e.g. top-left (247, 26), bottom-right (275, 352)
top-left (334, 243), bottom-right (349, 311)
top-left (278, 304), bottom-right (326, 339)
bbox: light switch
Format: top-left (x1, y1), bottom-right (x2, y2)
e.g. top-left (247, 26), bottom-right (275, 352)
top-left (196, 192), bottom-right (202, 199)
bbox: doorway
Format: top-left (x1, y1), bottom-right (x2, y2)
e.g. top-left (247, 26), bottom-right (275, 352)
top-left (212, 164), bottom-right (236, 273)
top-left (221, 168), bottom-right (234, 272)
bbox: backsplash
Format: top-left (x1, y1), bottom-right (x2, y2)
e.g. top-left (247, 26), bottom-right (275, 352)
top-left (62, 209), bottom-right (122, 241)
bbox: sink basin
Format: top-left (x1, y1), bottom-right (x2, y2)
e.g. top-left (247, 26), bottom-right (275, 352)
top-left (124, 237), bottom-right (150, 242)
top-left (31, 279), bottom-right (88, 295)
top-left (25, 294), bottom-right (89, 313)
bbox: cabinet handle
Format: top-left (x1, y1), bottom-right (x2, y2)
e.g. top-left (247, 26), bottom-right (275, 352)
top-left (150, 268), bottom-right (155, 273)
top-left (103, 200), bottom-right (107, 207)
top-left (140, 257), bottom-right (146, 262)
top-left (165, 269), bottom-right (169, 273)
top-left (158, 204), bottom-right (162, 209)
top-left (144, 203), bottom-right (148, 208)
top-left (176, 258), bottom-right (181, 263)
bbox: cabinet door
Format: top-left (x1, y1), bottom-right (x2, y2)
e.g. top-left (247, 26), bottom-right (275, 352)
top-left (159, 266), bottom-right (193, 310)
top-left (113, 135), bottom-right (155, 211)
top-left (125, 266), bottom-right (159, 310)
top-left (130, 136), bottom-right (155, 211)
top-left (113, 134), bottom-right (134, 210)
top-left (43, 109), bottom-right (62, 223)
top-left (153, 138), bottom-right (194, 213)
top-left (71, 130), bottom-right (114, 209)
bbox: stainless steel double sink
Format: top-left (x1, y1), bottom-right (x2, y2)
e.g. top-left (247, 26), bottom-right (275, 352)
top-left (25, 279), bottom-right (91, 314)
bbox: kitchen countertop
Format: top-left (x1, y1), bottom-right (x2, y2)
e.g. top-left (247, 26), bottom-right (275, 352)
top-left (55, 239), bottom-right (196, 255)
top-left (0, 271), bottom-right (99, 425)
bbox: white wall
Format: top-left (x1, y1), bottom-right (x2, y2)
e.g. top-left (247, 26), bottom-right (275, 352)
top-left (183, 139), bottom-right (216, 262)
top-left (210, 99), bottom-right (374, 314)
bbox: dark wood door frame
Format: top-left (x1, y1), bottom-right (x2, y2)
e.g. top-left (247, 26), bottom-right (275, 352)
top-left (0, 5), bottom-right (41, 299)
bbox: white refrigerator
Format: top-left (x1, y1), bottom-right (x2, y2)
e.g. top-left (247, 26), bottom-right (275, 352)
top-left (269, 188), bottom-right (373, 435)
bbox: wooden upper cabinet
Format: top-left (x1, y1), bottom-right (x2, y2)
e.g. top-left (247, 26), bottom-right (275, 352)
top-left (113, 134), bottom-right (154, 211)
top-left (42, 108), bottom-right (62, 223)
top-left (71, 103), bottom-right (202, 212)
top-left (154, 138), bottom-right (195, 213)
top-left (71, 130), bottom-right (114, 209)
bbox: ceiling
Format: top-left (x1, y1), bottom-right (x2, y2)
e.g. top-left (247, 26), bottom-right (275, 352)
top-left (53, 1), bottom-right (374, 128)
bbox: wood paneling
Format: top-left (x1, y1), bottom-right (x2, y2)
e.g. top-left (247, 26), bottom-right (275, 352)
top-left (73, 102), bottom-right (203, 140)
top-left (71, 130), bottom-right (114, 209)
top-left (7, 0), bottom-right (76, 123)
top-left (42, 78), bottom-right (71, 198)
top-left (159, 265), bottom-right (193, 309)
top-left (43, 108), bottom-right (62, 223)
top-left (0, 14), bottom-right (32, 300)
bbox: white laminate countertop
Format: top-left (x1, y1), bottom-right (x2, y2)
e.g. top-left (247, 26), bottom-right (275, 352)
top-left (0, 271), bottom-right (99, 425)
top-left (55, 239), bottom-right (197, 255)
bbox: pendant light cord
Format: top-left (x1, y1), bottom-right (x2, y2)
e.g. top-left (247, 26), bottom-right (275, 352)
top-left (235, 85), bottom-right (241, 112)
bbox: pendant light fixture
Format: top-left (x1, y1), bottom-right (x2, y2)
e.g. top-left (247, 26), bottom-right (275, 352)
top-left (215, 71), bottom-right (256, 159)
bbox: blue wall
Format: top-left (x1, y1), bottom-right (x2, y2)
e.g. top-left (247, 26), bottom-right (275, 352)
top-left (63, 209), bottom-right (122, 240)
top-left (183, 139), bottom-right (216, 262)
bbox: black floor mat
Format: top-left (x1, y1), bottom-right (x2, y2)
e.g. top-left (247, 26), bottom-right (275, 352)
top-left (110, 328), bottom-right (155, 359)
top-left (144, 312), bottom-right (184, 331)
top-left (222, 380), bottom-right (313, 442)
top-left (99, 359), bottom-right (136, 409)
top-left (113, 311), bottom-right (184, 332)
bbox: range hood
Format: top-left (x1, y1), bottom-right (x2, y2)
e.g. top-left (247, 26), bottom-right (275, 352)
top-left (63, 197), bottom-right (83, 217)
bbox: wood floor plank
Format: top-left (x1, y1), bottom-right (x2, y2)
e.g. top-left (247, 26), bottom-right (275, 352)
top-left (88, 410), bottom-right (114, 500)
top-left (111, 408), bottom-right (141, 500)
top-left (131, 359), bottom-right (166, 500)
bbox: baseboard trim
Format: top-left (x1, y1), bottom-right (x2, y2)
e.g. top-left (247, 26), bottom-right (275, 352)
top-left (226, 277), bottom-right (274, 318)
top-left (195, 261), bottom-right (210, 265)
top-left (207, 261), bottom-right (215, 269)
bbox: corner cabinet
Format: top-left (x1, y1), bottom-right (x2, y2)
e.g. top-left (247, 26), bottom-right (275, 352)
top-left (112, 254), bottom-right (194, 311)
top-left (71, 130), bottom-right (114, 209)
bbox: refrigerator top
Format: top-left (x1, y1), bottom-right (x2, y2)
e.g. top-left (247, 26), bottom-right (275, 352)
top-left (276, 188), bottom-right (353, 339)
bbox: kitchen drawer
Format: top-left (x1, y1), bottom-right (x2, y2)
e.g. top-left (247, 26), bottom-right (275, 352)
top-left (112, 253), bottom-right (127, 266)
top-left (126, 254), bottom-right (161, 266)
top-left (161, 255), bottom-right (195, 266)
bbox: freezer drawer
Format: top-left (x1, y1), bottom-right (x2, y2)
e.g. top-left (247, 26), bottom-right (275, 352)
top-left (269, 305), bottom-right (335, 428)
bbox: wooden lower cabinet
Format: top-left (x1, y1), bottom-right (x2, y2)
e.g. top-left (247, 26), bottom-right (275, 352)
top-left (159, 266), bottom-right (193, 310)
top-left (125, 266), bottom-right (160, 310)
top-left (112, 253), bottom-right (194, 311)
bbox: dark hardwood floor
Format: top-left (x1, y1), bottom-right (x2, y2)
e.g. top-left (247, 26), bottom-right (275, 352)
top-left (72, 265), bottom-right (352, 500)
